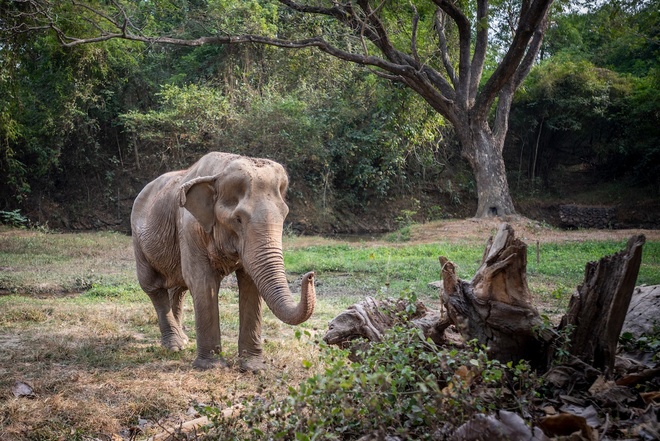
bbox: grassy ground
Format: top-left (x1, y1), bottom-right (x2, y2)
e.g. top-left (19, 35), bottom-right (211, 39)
top-left (0, 219), bottom-right (659, 440)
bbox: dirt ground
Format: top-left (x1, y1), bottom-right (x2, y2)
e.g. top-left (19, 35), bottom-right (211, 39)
top-left (286, 216), bottom-right (660, 249)
top-left (407, 217), bottom-right (660, 244)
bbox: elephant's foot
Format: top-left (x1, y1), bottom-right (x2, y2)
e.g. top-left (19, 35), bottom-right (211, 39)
top-left (161, 329), bottom-right (189, 352)
top-left (192, 356), bottom-right (229, 370)
top-left (178, 328), bottom-right (190, 345)
top-left (239, 353), bottom-right (268, 373)
top-left (193, 344), bottom-right (228, 370)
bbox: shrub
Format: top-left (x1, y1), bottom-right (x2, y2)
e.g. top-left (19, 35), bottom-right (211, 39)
top-left (0, 209), bottom-right (28, 228)
top-left (200, 328), bottom-right (540, 440)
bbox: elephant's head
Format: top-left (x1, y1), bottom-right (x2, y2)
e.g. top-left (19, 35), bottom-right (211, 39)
top-left (177, 156), bottom-right (315, 325)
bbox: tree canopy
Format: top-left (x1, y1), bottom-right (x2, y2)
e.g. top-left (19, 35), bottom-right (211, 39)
top-left (0, 0), bottom-right (658, 230)
top-left (3, 0), bottom-right (556, 219)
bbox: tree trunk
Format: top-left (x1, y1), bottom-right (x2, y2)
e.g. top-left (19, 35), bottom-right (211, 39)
top-left (458, 122), bottom-right (516, 218)
top-left (559, 234), bottom-right (646, 376)
top-left (440, 225), bottom-right (647, 372)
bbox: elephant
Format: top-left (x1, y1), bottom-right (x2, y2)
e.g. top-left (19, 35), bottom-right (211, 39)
top-left (130, 152), bottom-right (316, 372)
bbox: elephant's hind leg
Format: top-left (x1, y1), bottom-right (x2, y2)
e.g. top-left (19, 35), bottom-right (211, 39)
top-left (134, 244), bottom-right (188, 351)
top-left (147, 287), bottom-right (189, 352)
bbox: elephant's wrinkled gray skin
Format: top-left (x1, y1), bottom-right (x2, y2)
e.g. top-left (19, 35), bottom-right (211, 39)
top-left (131, 152), bottom-right (316, 371)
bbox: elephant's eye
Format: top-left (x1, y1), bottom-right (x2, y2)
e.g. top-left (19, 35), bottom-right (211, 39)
top-left (235, 216), bottom-right (242, 224)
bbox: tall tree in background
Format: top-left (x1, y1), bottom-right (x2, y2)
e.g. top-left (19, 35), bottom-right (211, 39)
top-left (6, 0), bottom-right (553, 217)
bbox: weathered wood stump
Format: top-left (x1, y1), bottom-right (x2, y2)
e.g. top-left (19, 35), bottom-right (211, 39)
top-left (324, 223), bottom-right (648, 378)
top-left (439, 223), bottom-right (550, 367)
top-left (559, 234), bottom-right (646, 375)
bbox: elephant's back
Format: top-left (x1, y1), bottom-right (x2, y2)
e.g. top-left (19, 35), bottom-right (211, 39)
top-left (131, 171), bottom-right (184, 227)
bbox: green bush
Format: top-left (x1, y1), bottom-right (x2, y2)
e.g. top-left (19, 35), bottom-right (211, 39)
top-left (0, 209), bottom-right (28, 227)
top-left (200, 328), bottom-right (540, 440)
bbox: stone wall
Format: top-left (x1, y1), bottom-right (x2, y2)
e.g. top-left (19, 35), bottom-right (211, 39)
top-left (559, 204), bottom-right (616, 229)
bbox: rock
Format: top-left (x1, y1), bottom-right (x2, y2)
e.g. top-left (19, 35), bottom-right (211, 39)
top-left (11, 380), bottom-right (35, 398)
top-left (621, 285), bottom-right (660, 339)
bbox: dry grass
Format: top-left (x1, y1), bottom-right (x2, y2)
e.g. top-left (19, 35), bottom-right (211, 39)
top-left (0, 229), bottom-right (136, 294)
top-left (0, 227), bottom-right (343, 440)
top-left (1, 219), bottom-right (658, 440)
top-left (0, 291), bottom-right (327, 440)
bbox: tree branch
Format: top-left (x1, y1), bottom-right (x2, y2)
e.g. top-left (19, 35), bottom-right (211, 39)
top-left (469, 0), bottom-right (489, 104)
top-left (432, 0), bottom-right (472, 107)
top-left (433, 9), bottom-right (458, 88)
top-left (492, 15), bottom-right (548, 148)
top-left (410, 3), bottom-right (421, 64)
top-left (513, 15), bottom-right (548, 89)
top-left (72, 0), bottom-right (123, 31)
top-left (356, 0), bottom-right (397, 60)
top-left (401, 74), bottom-right (457, 125)
top-left (475, 0), bottom-right (552, 120)
top-left (10, 0), bottom-right (487, 129)
top-left (492, 84), bottom-right (515, 152)
top-left (277, 0), bottom-right (347, 20)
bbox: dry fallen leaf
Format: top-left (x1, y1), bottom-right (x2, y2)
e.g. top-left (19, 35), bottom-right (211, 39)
top-left (455, 365), bottom-right (476, 384)
top-left (558, 404), bottom-right (601, 428)
top-left (616, 367), bottom-right (660, 387)
top-left (451, 410), bottom-right (550, 441)
top-left (542, 405), bottom-right (557, 415)
top-left (588, 375), bottom-right (613, 395)
top-left (538, 413), bottom-right (597, 441)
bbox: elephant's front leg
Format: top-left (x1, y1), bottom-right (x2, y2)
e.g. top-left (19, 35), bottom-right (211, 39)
top-left (236, 269), bottom-right (266, 373)
top-left (188, 274), bottom-right (228, 370)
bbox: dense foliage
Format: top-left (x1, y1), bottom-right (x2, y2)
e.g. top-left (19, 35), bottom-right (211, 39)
top-left (201, 326), bottom-right (539, 440)
top-left (1, 2), bottom-right (459, 228)
top-left (0, 0), bottom-right (658, 229)
top-left (507, 0), bottom-right (660, 193)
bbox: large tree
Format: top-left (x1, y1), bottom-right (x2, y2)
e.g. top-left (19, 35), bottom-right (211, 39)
top-left (6, 0), bottom-right (553, 217)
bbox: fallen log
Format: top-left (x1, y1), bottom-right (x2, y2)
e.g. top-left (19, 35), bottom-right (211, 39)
top-left (322, 296), bottom-right (452, 355)
top-left (321, 225), bottom-right (653, 440)
top-left (148, 404), bottom-right (243, 441)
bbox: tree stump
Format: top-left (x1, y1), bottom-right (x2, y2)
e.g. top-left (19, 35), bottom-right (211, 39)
top-left (559, 234), bottom-right (646, 376)
top-left (439, 223), bottom-right (550, 367)
top-left (324, 223), bottom-right (647, 378)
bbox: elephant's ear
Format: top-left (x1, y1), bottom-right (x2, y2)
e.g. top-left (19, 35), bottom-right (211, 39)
top-left (179, 175), bottom-right (218, 234)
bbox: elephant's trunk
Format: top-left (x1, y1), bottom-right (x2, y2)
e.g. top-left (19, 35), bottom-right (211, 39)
top-left (242, 225), bottom-right (316, 325)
